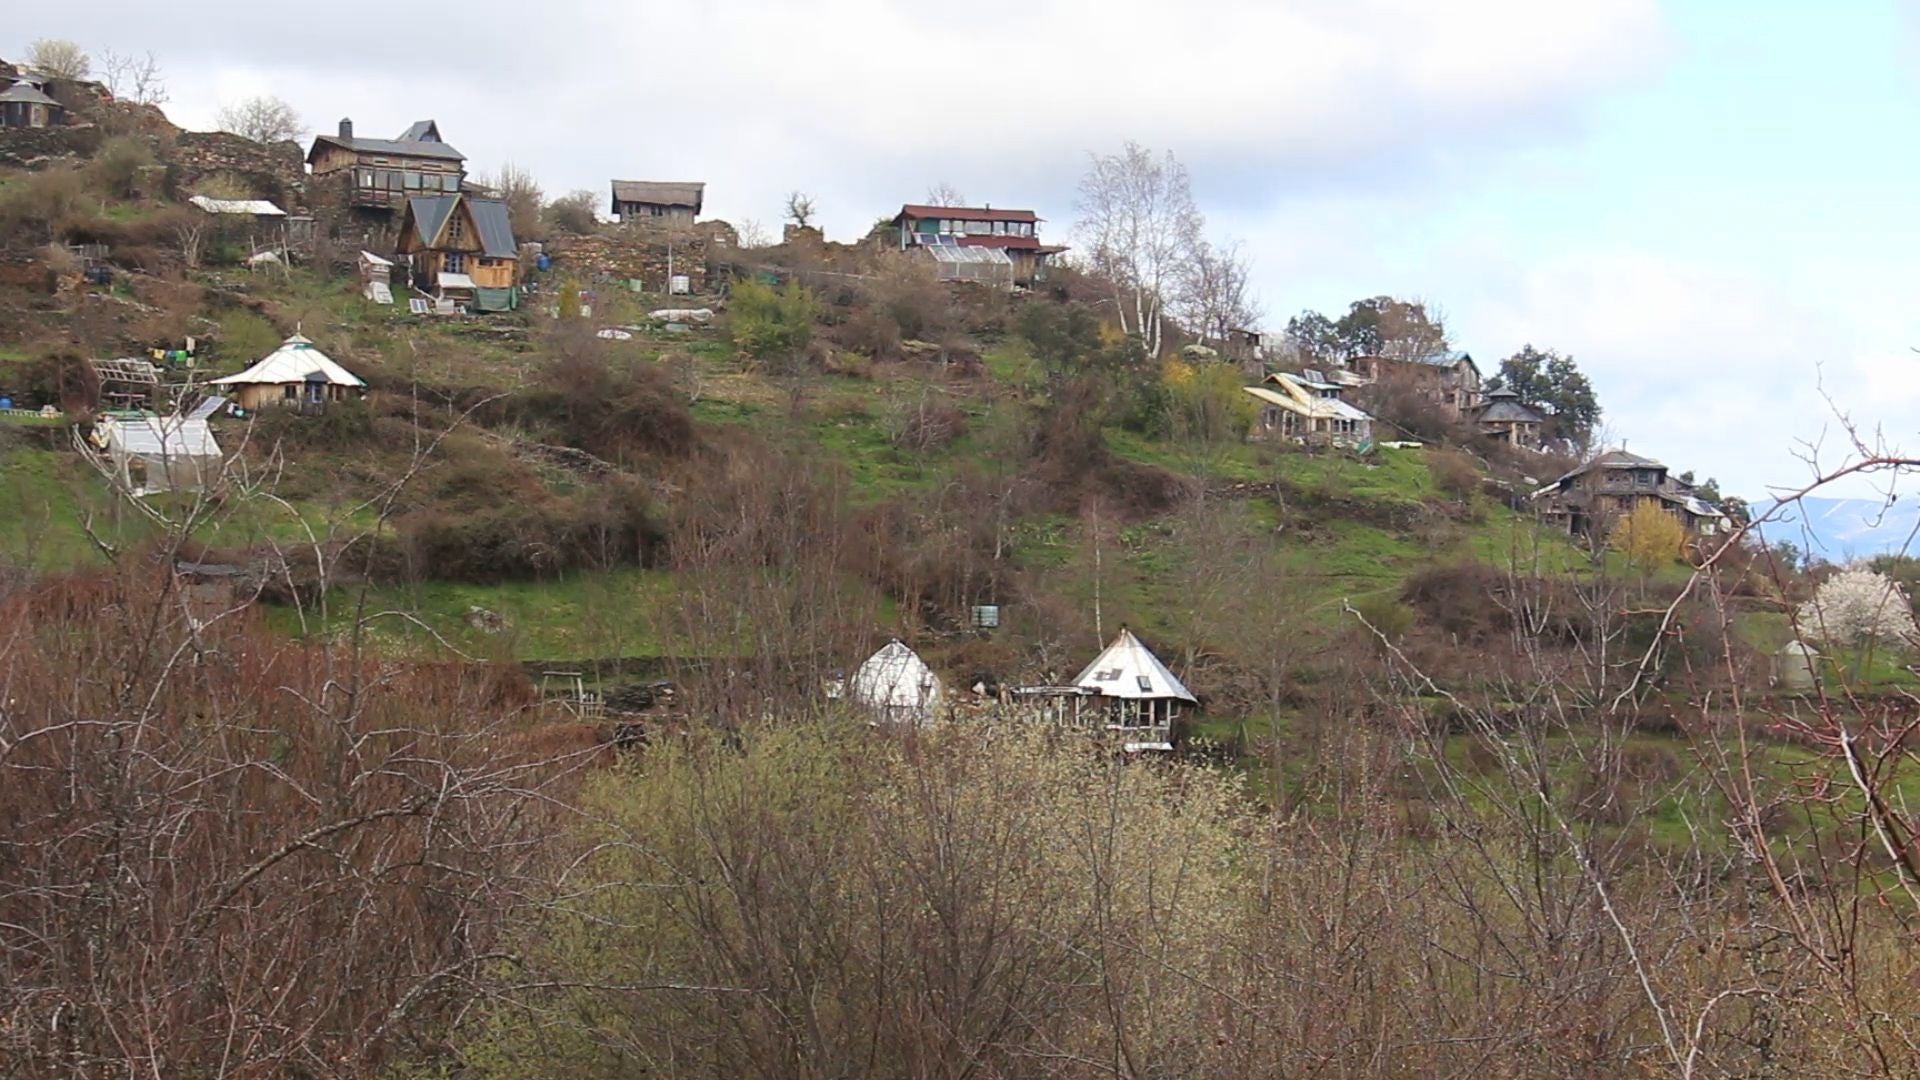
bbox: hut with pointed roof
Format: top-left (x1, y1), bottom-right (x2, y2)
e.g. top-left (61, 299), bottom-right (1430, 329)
top-left (1471, 387), bottom-right (1545, 448)
top-left (0, 78), bottom-right (63, 128)
top-left (1070, 628), bottom-right (1197, 749)
top-left (849, 639), bottom-right (945, 726)
top-left (210, 334), bottom-right (366, 413)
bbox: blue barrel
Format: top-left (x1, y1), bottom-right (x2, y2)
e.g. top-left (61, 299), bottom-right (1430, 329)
top-left (0, 397), bottom-right (12, 410)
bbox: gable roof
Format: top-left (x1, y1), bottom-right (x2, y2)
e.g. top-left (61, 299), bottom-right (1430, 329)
top-left (1246, 375), bottom-right (1373, 423)
top-left (1073, 629), bottom-right (1196, 703)
top-left (307, 119), bottom-right (464, 164)
top-left (403, 194), bottom-right (518, 259)
top-left (610, 180), bottom-right (705, 213)
top-left (895, 204), bottom-right (1040, 225)
top-left (210, 334), bottom-right (365, 388)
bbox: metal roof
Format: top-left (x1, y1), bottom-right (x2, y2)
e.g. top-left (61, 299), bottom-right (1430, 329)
top-left (438, 271), bottom-right (477, 291)
top-left (467, 196), bottom-right (518, 259)
top-left (1249, 374), bottom-right (1374, 423)
top-left (895, 204), bottom-right (1039, 224)
top-left (210, 334), bottom-right (365, 389)
top-left (188, 195), bottom-right (287, 217)
top-left (0, 82), bottom-right (60, 107)
top-left (308, 120), bottom-right (465, 163)
top-left (404, 194), bottom-right (518, 260)
top-left (610, 180), bottom-right (705, 211)
top-left (1073, 629), bottom-right (1196, 703)
top-left (1476, 390), bottom-right (1545, 424)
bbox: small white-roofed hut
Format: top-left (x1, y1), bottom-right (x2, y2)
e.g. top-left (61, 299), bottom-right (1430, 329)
top-left (849, 639), bottom-right (944, 725)
top-left (210, 334), bottom-right (366, 413)
top-left (96, 415), bottom-right (222, 495)
top-left (1071, 628), bottom-right (1197, 750)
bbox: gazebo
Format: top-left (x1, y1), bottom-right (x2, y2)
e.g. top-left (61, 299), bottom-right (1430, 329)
top-left (210, 334), bottom-right (366, 413)
top-left (848, 639), bottom-right (944, 726)
top-left (1071, 628), bottom-right (1197, 750)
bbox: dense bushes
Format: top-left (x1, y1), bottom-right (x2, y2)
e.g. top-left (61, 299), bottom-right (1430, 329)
top-left (727, 277), bottom-right (818, 366)
top-left (513, 338), bottom-right (696, 463)
top-left (398, 480), bottom-right (664, 583)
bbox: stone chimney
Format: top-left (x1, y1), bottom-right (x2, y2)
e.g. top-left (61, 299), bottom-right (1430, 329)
top-left (338, 117), bottom-right (353, 141)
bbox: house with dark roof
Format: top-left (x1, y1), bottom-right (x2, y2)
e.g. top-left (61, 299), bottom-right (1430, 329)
top-left (0, 76), bottom-right (63, 128)
top-left (1532, 449), bottom-right (1730, 538)
top-left (888, 204), bottom-right (1066, 287)
top-left (610, 180), bottom-right (705, 224)
top-left (307, 118), bottom-right (466, 212)
top-left (395, 193), bottom-right (520, 310)
top-left (1471, 387), bottom-right (1546, 448)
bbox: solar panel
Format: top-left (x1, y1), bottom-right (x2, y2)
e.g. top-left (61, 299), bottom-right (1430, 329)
top-left (187, 396), bottom-right (227, 421)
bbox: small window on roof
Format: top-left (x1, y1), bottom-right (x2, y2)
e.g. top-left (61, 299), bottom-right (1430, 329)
top-left (1136, 675), bottom-right (1153, 693)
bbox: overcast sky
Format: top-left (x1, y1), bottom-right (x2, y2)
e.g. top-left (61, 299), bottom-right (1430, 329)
top-left (13, 1), bottom-right (1920, 499)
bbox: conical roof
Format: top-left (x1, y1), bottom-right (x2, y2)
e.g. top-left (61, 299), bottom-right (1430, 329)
top-left (1073, 628), bottom-right (1196, 703)
top-left (210, 334), bottom-right (366, 388)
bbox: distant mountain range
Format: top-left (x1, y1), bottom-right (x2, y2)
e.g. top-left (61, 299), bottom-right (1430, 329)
top-left (1749, 496), bottom-right (1920, 560)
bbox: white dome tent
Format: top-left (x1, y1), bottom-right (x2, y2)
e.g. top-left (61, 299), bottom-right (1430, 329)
top-left (848, 639), bottom-right (945, 726)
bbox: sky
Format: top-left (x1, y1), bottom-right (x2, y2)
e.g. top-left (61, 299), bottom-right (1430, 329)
top-left (12, 1), bottom-right (1920, 500)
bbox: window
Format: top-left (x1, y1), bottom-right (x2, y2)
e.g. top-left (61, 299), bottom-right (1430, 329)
top-left (992, 221), bottom-right (1005, 235)
top-left (283, 385), bottom-right (297, 400)
top-left (444, 252), bottom-right (466, 273)
top-left (357, 168), bottom-right (373, 187)
top-left (939, 220), bottom-right (953, 234)
top-left (442, 175), bottom-right (461, 192)
top-left (406, 171), bottom-right (424, 189)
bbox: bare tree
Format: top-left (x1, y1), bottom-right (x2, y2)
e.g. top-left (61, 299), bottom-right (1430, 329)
top-left (482, 161), bottom-right (544, 240)
top-left (785, 190), bottom-right (817, 228)
top-left (99, 48), bottom-right (166, 104)
top-left (543, 189), bottom-right (600, 235)
top-left (215, 95), bottom-right (304, 144)
top-left (735, 217), bottom-right (772, 249)
top-left (1074, 141), bottom-right (1202, 359)
top-left (25, 38), bottom-right (90, 80)
top-left (1175, 236), bottom-right (1261, 346)
top-left (924, 180), bottom-right (967, 206)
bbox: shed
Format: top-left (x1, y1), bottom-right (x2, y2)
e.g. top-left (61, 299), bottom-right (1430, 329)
top-left (1776, 640), bottom-right (1821, 691)
top-left (97, 415), bottom-right (222, 494)
top-left (611, 180), bottom-right (706, 223)
top-left (1073, 628), bottom-right (1197, 744)
top-left (209, 334), bottom-right (366, 412)
top-left (849, 639), bottom-right (944, 725)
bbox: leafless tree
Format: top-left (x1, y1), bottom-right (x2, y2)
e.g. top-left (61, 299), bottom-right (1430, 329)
top-left (734, 217), bottom-right (772, 249)
top-left (543, 189), bottom-right (600, 235)
top-left (481, 161), bottom-right (544, 240)
top-left (785, 190), bottom-right (817, 228)
top-left (1175, 236), bottom-right (1261, 346)
top-left (215, 95), bottom-right (303, 144)
top-left (924, 180), bottom-right (967, 206)
top-left (25, 38), bottom-right (90, 80)
top-left (1074, 141), bottom-right (1202, 359)
top-left (98, 48), bottom-right (166, 104)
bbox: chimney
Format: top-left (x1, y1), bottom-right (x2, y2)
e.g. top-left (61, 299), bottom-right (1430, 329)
top-left (338, 117), bottom-right (353, 140)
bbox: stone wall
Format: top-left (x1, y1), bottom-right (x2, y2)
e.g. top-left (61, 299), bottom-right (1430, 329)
top-left (166, 131), bottom-right (306, 206)
top-left (0, 122), bottom-right (103, 168)
top-left (549, 219), bottom-right (738, 294)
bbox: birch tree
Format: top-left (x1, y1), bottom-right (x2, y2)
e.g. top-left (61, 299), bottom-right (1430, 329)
top-left (1176, 237), bottom-right (1261, 346)
top-left (1075, 142), bottom-right (1202, 359)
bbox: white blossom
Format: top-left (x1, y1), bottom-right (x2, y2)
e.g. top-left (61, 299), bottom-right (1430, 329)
top-left (1797, 567), bottom-right (1919, 650)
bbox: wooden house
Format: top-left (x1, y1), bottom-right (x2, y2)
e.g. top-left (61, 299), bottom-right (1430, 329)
top-left (610, 180), bottom-right (705, 224)
top-left (1243, 371), bottom-right (1374, 447)
top-left (1348, 351), bottom-right (1483, 418)
top-left (888, 204), bottom-right (1066, 287)
top-left (0, 77), bottom-right (63, 128)
top-left (1532, 449), bottom-right (1730, 538)
top-left (1470, 387), bottom-right (1546, 448)
top-left (1072, 628), bottom-right (1196, 751)
top-left (395, 193), bottom-right (520, 310)
top-left (307, 118), bottom-right (466, 213)
top-left (209, 334), bottom-right (365, 413)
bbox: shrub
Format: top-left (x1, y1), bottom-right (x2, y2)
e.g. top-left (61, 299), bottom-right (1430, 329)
top-left (886, 394), bottom-right (968, 453)
top-left (1609, 502), bottom-right (1688, 572)
top-left (86, 136), bottom-right (154, 201)
top-left (512, 336), bottom-right (697, 464)
top-left (728, 278), bottom-right (817, 365)
top-left (1426, 449), bottom-right (1480, 498)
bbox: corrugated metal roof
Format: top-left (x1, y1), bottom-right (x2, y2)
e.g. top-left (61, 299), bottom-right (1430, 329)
top-left (188, 195), bottom-right (286, 217)
top-left (1073, 629), bottom-right (1196, 703)
top-left (896, 204), bottom-right (1039, 224)
top-left (210, 334), bottom-right (365, 388)
top-left (407, 194), bottom-right (457, 247)
top-left (610, 180), bottom-right (705, 211)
